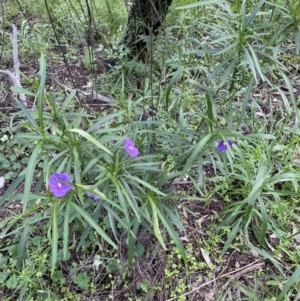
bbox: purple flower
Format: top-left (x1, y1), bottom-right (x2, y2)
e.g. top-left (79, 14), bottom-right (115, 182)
top-left (85, 188), bottom-right (100, 200)
top-left (49, 173), bottom-right (73, 197)
top-left (217, 139), bottom-right (233, 151)
top-left (124, 137), bottom-right (139, 157)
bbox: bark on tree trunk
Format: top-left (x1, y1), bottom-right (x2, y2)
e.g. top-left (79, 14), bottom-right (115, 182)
top-left (120, 0), bottom-right (173, 60)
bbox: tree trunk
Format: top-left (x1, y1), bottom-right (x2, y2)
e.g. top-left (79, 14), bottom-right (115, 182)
top-left (120, 0), bottom-right (173, 60)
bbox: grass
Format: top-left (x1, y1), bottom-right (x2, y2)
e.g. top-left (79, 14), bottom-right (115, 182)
top-left (1, 0), bottom-right (300, 300)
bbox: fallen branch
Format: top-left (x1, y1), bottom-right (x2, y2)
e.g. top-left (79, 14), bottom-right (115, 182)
top-left (54, 79), bottom-right (115, 103)
top-left (0, 24), bottom-right (27, 107)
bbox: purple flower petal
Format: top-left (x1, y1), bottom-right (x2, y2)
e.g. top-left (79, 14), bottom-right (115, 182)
top-left (124, 137), bottom-right (139, 157)
top-left (217, 139), bottom-right (233, 152)
top-left (49, 172), bottom-right (73, 197)
top-left (85, 187), bottom-right (101, 200)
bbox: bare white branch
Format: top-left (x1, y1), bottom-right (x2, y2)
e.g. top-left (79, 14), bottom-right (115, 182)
top-left (0, 24), bottom-right (27, 107)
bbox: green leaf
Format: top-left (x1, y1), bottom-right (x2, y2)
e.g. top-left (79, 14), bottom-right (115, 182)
top-left (63, 201), bottom-right (71, 260)
top-left (17, 224), bottom-right (30, 266)
top-left (118, 179), bottom-right (141, 222)
top-left (247, 43), bottom-right (265, 81)
top-left (257, 197), bottom-right (268, 246)
top-left (0, 175), bottom-right (25, 206)
top-left (128, 218), bottom-right (140, 267)
top-left (206, 94), bottom-right (213, 131)
top-left (6, 277), bottom-right (19, 289)
top-left (165, 67), bottom-right (182, 110)
top-left (276, 266), bottom-right (300, 301)
top-left (243, 46), bottom-right (257, 83)
top-left (70, 201), bottom-right (117, 249)
top-left (23, 141), bottom-right (43, 212)
top-left (126, 175), bottom-right (166, 196)
top-left (278, 69), bottom-right (300, 122)
top-left (176, 0), bottom-right (227, 9)
top-left (37, 54), bottom-right (47, 134)
top-left (0, 272), bottom-right (8, 284)
top-left (52, 270), bottom-right (64, 283)
top-left (148, 197), bottom-right (166, 250)
top-left (106, 258), bottom-right (120, 272)
top-left (68, 129), bottom-right (113, 155)
top-left (247, 243), bottom-right (283, 274)
top-left (87, 112), bottom-right (123, 133)
top-left (221, 218), bottom-right (242, 256)
top-left (62, 89), bottom-right (76, 110)
top-left (136, 243), bottom-right (145, 256)
top-left (181, 133), bottom-right (213, 177)
top-left (77, 199), bottom-right (104, 251)
top-left (239, 77), bottom-right (254, 126)
top-left (73, 272), bottom-right (90, 289)
top-left (15, 98), bottom-right (38, 128)
top-left (115, 183), bottom-right (130, 229)
top-left (72, 145), bottom-right (83, 203)
top-left (155, 204), bottom-right (187, 263)
top-left (10, 86), bottom-right (36, 97)
top-left (51, 202), bottom-right (59, 277)
top-left (244, 0), bottom-right (267, 28)
top-left (46, 149), bottom-right (70, 172)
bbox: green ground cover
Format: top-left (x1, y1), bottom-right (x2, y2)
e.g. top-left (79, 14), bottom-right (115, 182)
top-left (1, 0), bottom-right (300, 300)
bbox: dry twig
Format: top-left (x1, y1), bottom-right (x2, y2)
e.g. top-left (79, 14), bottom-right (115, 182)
top-left (54, 79), bottom-right (115, 103)
top-left (0, 25), bottom-right (27, 106)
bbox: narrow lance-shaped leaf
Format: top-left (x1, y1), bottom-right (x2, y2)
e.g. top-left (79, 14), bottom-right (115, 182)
top-left (63, 201), bottom-right (71, 260)
top-left (51, 202), bottom-right (58, 277)
top-left (23, 141), bottom-right (43, 212)
top-left (68, 129), bottom-right (113, 155)
top-left (276, 266), bottom-right (300, 301)
top-left (37, 54), bottom-right (47, 135)
top-left (148, 196), bottom-right (166, 250)
top-left (70, 201), bottom-right (117, 249)
top-left (156, 205), bottom-right (187, 263)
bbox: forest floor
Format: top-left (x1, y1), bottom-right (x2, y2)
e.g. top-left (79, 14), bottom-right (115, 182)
top-left (1, 0), bottom-right (300, 300)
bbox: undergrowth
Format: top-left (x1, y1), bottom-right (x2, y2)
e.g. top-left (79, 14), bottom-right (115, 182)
top-left (1, 0), bottom-right (300, 300)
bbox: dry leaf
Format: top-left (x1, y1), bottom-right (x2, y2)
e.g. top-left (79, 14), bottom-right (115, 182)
top-left (200, 248), bottom-right (211, 266)
top-left (251, 250), bottom-right (259, 258)
top-left (180, 236), bottom-right (189, 242)
top-left (182, 206), bottom-right (188, 219)
top-left (204, 290), bottom-right (215, 300)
